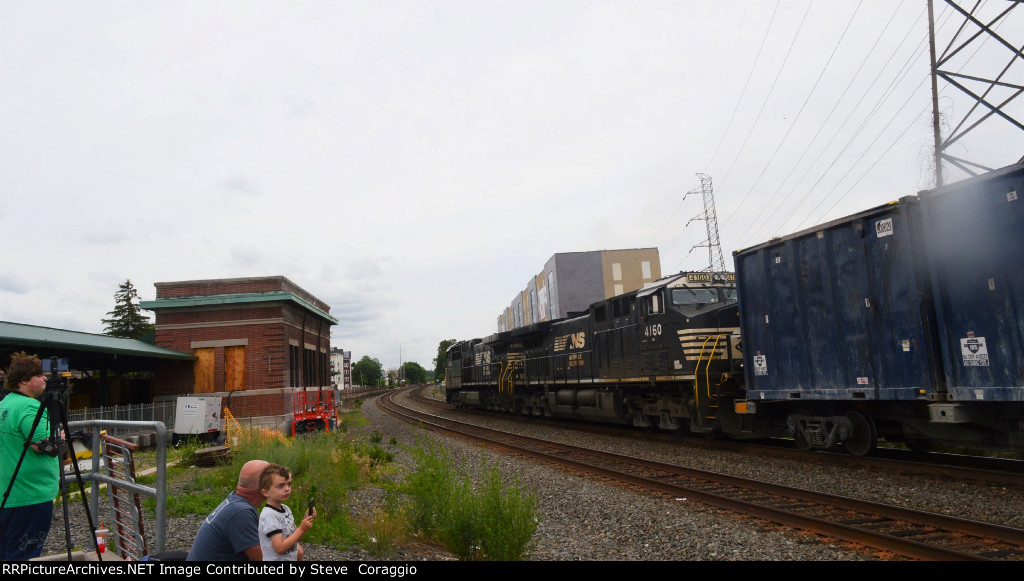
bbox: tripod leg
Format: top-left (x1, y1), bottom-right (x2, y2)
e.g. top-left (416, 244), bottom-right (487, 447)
top-left (57, 464), bottom-right (73, 560)
top-left (56, 405), bottom-right (102, 561)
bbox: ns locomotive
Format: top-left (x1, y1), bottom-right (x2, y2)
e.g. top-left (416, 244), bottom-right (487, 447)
top-left (445, 162), bottom-right (1024, 456)
top-left (445, 271), bottom-right (748, 437)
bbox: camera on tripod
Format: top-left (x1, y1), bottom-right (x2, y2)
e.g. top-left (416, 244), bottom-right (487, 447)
top-left (41, 357), bottom-right (70, 395)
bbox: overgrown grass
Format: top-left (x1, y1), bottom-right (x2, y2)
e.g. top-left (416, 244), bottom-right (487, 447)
top-left (137, 418), bottom-right (393, 548)
top-left (133, 407), bottom-right (538, 560)
top-left (402, 440), bottom-right (538, 560)
top-left (210, 428), bottom-right (385, 547)
top-left (354, 497), bottom-right (410, 557)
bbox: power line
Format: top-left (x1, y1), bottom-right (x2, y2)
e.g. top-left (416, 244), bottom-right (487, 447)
top-left (756, 6), bottom-right (944, 241)
top-left (735, 1), bottom-right (926, 248)
top-left (717, 0), bottom-right (814, 226)
top-left (809, 104), bottom-right (932, 227)
top-left (794, 83), bottom-right (929, 231)
top-left (783, 1), bottom-right (1012, 234)
top-left (725, 0), bottom-right (866, 238)
top-left (737, 0), bottom-right (913, 247)
top-left (653, 0), bottom-right (753, 250)
top-left (702, 0), bottom-right (783, 173)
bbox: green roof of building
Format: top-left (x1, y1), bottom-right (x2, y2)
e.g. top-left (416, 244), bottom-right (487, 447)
top-left (0, 321), bottom-right (194, 361)
top-left (140, 292), bottom-right (339, 325)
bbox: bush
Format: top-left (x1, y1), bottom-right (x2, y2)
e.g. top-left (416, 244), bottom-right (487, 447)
top-left (475, 463), bottom-right (537, 560)
top-left (403, 441), bottom-right (537, 560)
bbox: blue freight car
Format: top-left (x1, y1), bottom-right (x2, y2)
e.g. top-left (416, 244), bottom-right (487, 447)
top-left (920, 164), bottom-right (1024, 401)
top-left (732, 163), bottom-right (1024, 454)
top-left (919, 164), bottom-right (1024, 446)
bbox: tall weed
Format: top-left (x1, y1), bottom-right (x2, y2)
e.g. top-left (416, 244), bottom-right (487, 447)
top-left (403, 441), bottom-right (538, 560)
top-left (162, 425), bottom-right (389, 548)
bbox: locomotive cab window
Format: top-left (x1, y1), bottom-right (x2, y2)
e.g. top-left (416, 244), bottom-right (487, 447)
top-left (672, 288), bottom-right (719, 306)
top-left (646, 293), bottom-right (663, 315)
top-left (722, 288), bottom-right (738, 302)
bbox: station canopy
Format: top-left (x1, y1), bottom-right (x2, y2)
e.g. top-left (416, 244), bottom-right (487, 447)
top-left (0, 321), bottom-right (193, 372)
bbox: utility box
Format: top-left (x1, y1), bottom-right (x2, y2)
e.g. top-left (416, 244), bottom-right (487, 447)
top-left (173, 396), bottom-right (222, 444)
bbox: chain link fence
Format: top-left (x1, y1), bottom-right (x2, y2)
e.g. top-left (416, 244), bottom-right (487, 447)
top-left (68, 401), bottom-right (178, 437)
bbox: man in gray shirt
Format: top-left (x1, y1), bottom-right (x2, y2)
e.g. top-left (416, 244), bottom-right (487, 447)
top-left (187, 460), bottom-right (269, 561)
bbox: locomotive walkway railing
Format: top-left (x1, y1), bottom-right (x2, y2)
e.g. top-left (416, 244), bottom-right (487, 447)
top-left (694, 334), bottom-right (729, 427)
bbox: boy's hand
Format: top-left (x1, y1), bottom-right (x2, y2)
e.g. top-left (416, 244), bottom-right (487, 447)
top-left (299, 507), bottom-right (316, 532)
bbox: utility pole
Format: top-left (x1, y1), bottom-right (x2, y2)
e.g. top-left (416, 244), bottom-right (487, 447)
top-left (685, 173), bottom-right (727, 273)
top-left (928, 0), bottom-right (944, 188)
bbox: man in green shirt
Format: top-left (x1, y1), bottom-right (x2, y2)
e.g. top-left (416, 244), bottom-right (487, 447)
top-left (0, 352), bottom-right (60, 560)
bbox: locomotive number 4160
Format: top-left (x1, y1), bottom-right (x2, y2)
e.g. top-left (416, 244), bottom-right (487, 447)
top-left (644, 324), bottom-right (663, 337)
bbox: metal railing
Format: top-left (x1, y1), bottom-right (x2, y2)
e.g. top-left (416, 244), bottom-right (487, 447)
top-left (66, 420), bottom-right (168, 554)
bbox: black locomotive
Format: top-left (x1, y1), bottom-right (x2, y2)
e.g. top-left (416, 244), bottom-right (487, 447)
top-left (446, 272), bottom-right (750, 437)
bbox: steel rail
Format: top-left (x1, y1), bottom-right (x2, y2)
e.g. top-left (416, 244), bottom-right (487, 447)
top-left (411, 389), bottom-right (1024, 487)
top-left (383, 389), bottom-right (1024, 561)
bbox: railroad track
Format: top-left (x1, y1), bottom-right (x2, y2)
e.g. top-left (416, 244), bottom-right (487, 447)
top-left (406, 387), bottom-right (1024, 487)
top-left (381, 387), bottom-right (1024, 561)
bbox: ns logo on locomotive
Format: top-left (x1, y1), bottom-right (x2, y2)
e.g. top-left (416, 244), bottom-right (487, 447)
top-left (445, 163), bottom-right (1024, 456)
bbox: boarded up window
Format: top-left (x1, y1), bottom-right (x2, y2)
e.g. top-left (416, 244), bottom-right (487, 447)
top-left (225, 346), bottom-right (246, 391)
top-left (289, 345), bottom-right (299, 387)
top-left (194, 348), bottom-right (215, 393)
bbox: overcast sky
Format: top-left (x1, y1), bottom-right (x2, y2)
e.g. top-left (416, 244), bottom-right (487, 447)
top-left (2, 1), bottom-right (1021, 373)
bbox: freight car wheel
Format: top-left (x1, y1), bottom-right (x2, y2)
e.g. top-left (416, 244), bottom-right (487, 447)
top-left (792, 409), bottom-right (813, 451)
top-left (844, 411), bottom-right (878, 457)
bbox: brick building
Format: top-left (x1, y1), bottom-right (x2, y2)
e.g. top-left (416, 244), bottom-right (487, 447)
top-left (141, 276), bottom-right (338, 425)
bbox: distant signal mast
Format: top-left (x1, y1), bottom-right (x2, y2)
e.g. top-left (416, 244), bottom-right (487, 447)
top-left (685, 173), bottom-right (727, 273)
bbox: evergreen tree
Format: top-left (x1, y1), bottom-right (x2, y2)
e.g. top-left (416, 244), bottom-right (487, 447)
top-left (102, 279), bottom-right (155, 339)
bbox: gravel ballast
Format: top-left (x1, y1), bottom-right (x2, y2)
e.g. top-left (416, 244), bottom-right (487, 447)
top-left (38, 391), bottom-right (1023, 561)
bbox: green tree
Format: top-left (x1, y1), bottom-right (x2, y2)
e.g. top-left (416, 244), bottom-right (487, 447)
top-left (401, 361), bottom-right (428, 384)
top-left (433, 339), bottom-right (457, 381)
top-left (352, 355), bottom-right (384, 387)
top-left (102, 279), bottom-right (155, 339)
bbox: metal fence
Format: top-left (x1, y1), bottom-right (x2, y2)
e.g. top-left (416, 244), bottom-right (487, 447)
top-left (69, 401), bottom-right (178, 436)
top-left (67, 388), bottom-right (382, 438)
top-left (67, 420), bottom-right (169, 555)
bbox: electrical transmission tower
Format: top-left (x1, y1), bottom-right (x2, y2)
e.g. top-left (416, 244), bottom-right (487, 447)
top-left (928, 0), bottom-right (1024, 187)
top-left (685, 173), bottom-right (727, 273)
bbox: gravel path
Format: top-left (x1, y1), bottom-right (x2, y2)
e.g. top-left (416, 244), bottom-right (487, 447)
top-left (37, 390), bottom-right (1023, 561)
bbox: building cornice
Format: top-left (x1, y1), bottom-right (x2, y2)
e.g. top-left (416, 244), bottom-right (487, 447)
top-left (141, 292), bottom-right (338, 325)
